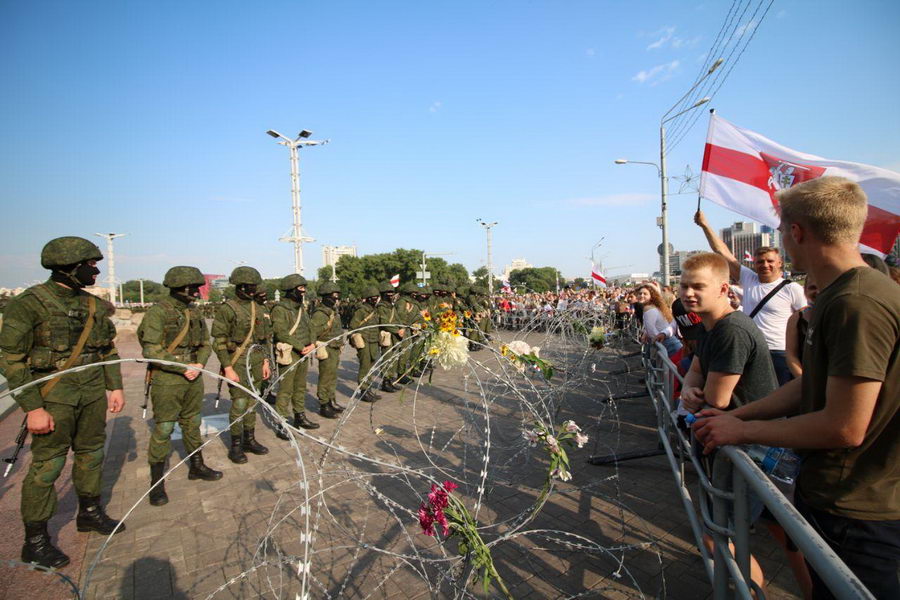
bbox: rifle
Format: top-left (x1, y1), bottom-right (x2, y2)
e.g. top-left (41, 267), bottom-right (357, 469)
top-left (142, 366), bottom-right (152, 419)
top-left (3, 417), bottom-right (27, 478)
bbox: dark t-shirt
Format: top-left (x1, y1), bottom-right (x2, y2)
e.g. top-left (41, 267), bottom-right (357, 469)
top-left (797, 267), bottom-right (900, 520)
top-left (697, 310), bottom-right (778, 408)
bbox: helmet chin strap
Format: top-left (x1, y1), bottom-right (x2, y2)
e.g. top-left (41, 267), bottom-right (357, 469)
top-left (236, 284), bottom-right (257, 300)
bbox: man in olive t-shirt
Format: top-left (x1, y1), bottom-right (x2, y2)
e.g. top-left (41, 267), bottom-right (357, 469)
top-left (693, 177), bottom-right (899, 599)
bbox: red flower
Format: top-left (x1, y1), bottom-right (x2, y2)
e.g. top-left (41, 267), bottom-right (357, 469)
top-left (434, 508), bottom-right (450, 536)
top-left (418, 503), bottom-right (435, 536)
top-left (443, 480), bottom-right (458, 493)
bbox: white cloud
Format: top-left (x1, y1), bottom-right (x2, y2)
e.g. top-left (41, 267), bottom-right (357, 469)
top-left (429, 101), bottom-right (442, 113)
top-left (646, 26), bottom-right (675, 50)
top-left (632, 60), bottom-right (680, 85)
top-left (735, 19), bottom-right (759, 39)
top-left (646, 26), bottom-right (700, 51)
top-left (569, 193), bottom-right (655, 207)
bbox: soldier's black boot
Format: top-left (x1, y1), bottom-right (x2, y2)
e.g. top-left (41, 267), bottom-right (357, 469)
top-left (76, 496), bottom-right (125, 535)
top-left (275, 423), bottom-right (291, 440)
top-left (148, 462), bottom-right (169, 506)
top-left (242, 430), bottom-right (269, 455)
top-left (381, 380), bottom-right (399, 393)
top-left (328, 400), bottom-right (345, 412)
top-left (22, 522), bottom-right (69, 569)
top-left (361, 389), bottom-right (379, 403)
top-left (319, 403), bottom-right (340, 419)
top-left (188, 452), bottom-right (223, 481)
top-left (228, 434), bottom-right (248, 464)
top-left (294, 412), bottom-right (320, 430)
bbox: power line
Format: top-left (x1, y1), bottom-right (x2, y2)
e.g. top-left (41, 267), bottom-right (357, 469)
top-left (666, 0), bottom-right (775, 154)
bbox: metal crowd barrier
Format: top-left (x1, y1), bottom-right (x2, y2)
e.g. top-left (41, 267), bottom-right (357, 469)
top-left (638, 341), bottom-right (872, 600)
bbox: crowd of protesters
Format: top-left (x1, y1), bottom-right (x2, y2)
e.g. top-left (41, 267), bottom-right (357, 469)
top-left (492, 177), bottom-right (898, 600)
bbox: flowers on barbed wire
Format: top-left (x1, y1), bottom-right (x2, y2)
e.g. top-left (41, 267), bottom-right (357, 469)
top-left (524, 420), bottom-right (589, 483)
top-left (417, 480), bottom-right (512, 599)
top-left (589, 326), bottom-right (606, 349)
top-left (427, 331), bottom-right (469, 369)
top-left (500, 340), bottom-right (554, 380)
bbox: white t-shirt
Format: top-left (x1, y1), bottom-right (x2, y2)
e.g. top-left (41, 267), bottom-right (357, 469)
top-left (642, 306), bottom-right (677, 339)
top-left (738, 266), bottom-right (806, 351)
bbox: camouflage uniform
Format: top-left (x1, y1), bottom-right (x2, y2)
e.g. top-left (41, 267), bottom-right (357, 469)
top-left (271, 274), bottom-right (319, 433)
top-left (138, 266), bottom-right (221, 506)
top-left (0, 237), bottom-right (125, 569)
top-left (375, 282), bottom-right (405, 391)
top-left (349, 286), bottom-right (381, 401)
top-left (310, 282), bottom-right (345, 418)
top-left (211, 267), bottom-right (271, 463)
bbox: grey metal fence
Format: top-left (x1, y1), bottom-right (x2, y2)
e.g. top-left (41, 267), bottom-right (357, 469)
top-left (641, 341), bottom-right (873, 600)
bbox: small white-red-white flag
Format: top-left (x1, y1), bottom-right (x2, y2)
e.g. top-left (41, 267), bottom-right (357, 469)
top-left (591, 267), bottom-right (607, 287)
top-left (700, 114), bottom-right (900, 256)
top-left (390, 274), bottom-right (400, 287)
top-left (743, 250), bottom-right (753, 262)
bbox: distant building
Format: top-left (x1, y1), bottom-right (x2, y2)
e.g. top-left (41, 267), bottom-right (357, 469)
top-left (610, 273), bottom-right (651, 286)
top-left (670, 250), bottom-right (705, 276)
top-left (322, 245), bottom-right (357, 267)
top-left (201, 274), bottom-right (226, 300)
top-left (502, 258), bottom-right (532, 281)
top-left (721, 221), bottom-right (780, 263)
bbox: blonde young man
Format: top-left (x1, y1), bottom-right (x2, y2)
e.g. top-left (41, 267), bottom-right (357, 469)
top-left (694, 177), bottom-right (899, 599)
top-left (695, 211), bottom-right (806, 384)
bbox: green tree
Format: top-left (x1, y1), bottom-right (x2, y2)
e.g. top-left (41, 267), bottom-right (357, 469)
top-left (471, 266), bottom-right (489, 289)
top-left (509, 267), bottom-right (565, 293)
top-left (121, 280), bottom-right (167, 304)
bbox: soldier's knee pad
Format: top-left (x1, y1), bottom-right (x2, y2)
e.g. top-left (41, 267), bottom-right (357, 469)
top-left (182, 414), bottom-right (201, 429)
top-left (73, 448), bottom-right (104, 472)
top-left (232, 397), bottom-right (249, 411)
top-left (30, 455), bottom-right (67, 487)
top-left (154, 421), bottom-right (177, 438)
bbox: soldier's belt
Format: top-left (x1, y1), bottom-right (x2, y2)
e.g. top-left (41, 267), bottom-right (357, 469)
top-left (56, 351), bottom-right (103, 369)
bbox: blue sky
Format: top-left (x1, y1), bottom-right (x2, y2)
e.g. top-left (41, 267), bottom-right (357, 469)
top-left (2, 0), bottom-right (898, 287)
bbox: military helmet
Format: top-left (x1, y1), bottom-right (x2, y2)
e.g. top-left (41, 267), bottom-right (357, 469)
top-left (280, 273), bottom-right (308, 290)
top-left (457, 286), bottom-right (470, 297)
top-left (229, 266), bottom-right (262, 285)
top-left (399, 282), bottom-right (417, 294)
top-left (361, 285), bottom-right (380, 298)
top-left (318, 282), bottom-right (340, 296)
top-left (40, 237), bottom-right (103, 269)
top-left (163, 266), bottom-right (205, 288)
top-left (432, 281), bottom-right (447, 293)
top-left (379, 282), bottom-right (396, 293)
top-left (419, 285), bottom-right (432, 295)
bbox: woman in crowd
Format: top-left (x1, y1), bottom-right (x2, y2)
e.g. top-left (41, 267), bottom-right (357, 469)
top-left (634, 284), bottom-right (682, 358)
top-left (784, 277), bottom-right (819, 377)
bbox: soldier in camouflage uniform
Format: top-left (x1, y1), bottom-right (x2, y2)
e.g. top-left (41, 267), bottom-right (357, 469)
top-left (395, 283), bottom-right (423, 384)
top-left (0, 237), bottom-right (125, 569)
top-left (211, 266), bottom-right (272, 464)
top-left (138, 266), bottom-right (222, 507)
top-left (271, 274), bottom-right (319, 438)
top-left (348, 286), bottom-right (381, 402)
top-left (376, 282), bottom-right (405, 393)
top-left (310, 282), bottom-right (345, 418)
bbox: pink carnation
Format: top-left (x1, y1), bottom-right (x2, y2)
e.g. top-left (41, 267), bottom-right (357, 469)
top-left (418, 503), bottom-right (435, 536)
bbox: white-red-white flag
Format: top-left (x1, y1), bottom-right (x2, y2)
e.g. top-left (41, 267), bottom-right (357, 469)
top-left (700, 114), bottom-right (900, 255)
top-left (390, 274), bottom-right (400, 287)
top-left (743, 250), bottom-right (753, 262)
top-left (591, 267), bottom-right (607, 288)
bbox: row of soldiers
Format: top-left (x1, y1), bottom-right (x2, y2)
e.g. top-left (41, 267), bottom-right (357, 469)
top-left (0, 236), bottom-right (494, 569)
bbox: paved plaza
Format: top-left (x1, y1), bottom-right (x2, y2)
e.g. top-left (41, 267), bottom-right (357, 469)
top-left (0, 330), bottom-right (804, 599)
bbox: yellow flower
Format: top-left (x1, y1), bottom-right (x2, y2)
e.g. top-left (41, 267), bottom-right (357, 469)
top-left (500, 345), bottom-right (509, 357)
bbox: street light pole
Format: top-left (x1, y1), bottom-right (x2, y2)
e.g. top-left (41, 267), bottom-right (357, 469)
top-left (476, 219), bottom-right (498, 295)
top-left (615, 57), bottom-right (723, 286)
top-left (94, 233), bottom-right (125, 305)
top-left (267, 129), bottom-right (329, 275)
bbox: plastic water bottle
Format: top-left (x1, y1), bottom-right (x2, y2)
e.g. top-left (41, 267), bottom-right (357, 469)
top-left (744, 445), bottom-right (801, 485)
